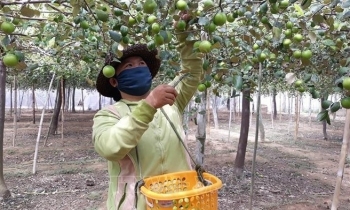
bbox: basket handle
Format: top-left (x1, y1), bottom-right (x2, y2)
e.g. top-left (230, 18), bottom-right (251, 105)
top-left (144, 195), bottom-right (154, 208)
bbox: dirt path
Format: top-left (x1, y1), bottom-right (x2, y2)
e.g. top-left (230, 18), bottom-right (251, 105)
top-left (1, 111), bottom-right (349, 210)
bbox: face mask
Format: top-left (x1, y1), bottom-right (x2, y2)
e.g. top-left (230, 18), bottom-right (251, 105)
top-left (116, 66), bottom-right (152, 96)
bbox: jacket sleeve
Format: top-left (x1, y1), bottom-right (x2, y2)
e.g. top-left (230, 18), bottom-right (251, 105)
top-left (92, 100), bottom-right (157, 162)
top-left (171, 40), bottom-right (204, 113)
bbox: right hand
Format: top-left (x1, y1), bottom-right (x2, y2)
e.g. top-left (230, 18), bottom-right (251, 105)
top-left (145, 84), bottom-right (178, 109)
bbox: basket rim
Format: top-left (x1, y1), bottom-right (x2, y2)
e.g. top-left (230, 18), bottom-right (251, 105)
top-left (140, 171), bottom-right (223, 200)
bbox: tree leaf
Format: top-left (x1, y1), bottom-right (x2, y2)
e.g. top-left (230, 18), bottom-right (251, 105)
top-left (326, 112), bottom-right (331, 125)
top-left (72, 5), bottom-right (80, 17)
top-left (309, 4), bottom-right (325, 14)
top-left (301, 0), bottom-right (312, 9)
top-left (317, 110), bottom-right (328, 122)
top-left (233, 75), bottom-right (243, 90)
top-left (27, 63), bottom-right (39, 71)
top-left (109, 31), bottom-right (122, 42)
top-left (198, 17), bottom-right (210, 26)
top-left (272, 27), bottom-right (282, 41)
top-left (1, 36), bottom-right (10, 46)
top-left (294, 4), bottom-right (304, 16)
top-left (20, 6), bottom-right (36, 17)
top-left (15, 62), bottom-right (27, 70)
top-left (285, 72), bottom-right (296, 85)
top-left (312, 14), bottom-right (325, 24)
top-left (308, 31), bottom-right (317, 43)
top-left (341, 11), bottom-right (350, 19)
top-left (323, 39), bottom-right (335, 46)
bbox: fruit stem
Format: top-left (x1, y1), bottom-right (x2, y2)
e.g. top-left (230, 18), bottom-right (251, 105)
top-left (219, 0), bottom-right (223, 12)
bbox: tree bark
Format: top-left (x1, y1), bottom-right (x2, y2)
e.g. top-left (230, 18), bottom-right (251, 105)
top-left (273, 88), bottom-right (277, 119)
top-left (32, 84), bottom-right (36, 124)
top-left (12, 76), bottom-right (17, 147)
top-left (9, 83), bottom-right (12, 117)
top-left (234, 88), bottom-right (250, 177)
top-left (321, 97), bottom-right (328, 140)
top-left (81, 89), bottom-right (85, 113)
top-left (259, 113), bottom-right (265, 142)
top-left (65, 86), bottom-right (70, 112)
top-left (295, 93), bottom-right (300, 141)
top-left (0, 61), bottom-right (11, 200)
top-left (60, 78), bottom-right (65, 141)
top-left (49, 80), bottom-right (62, 135)
top-left (196, 91), bottom-right (207, 165)
top-left (212, 95), bottom-right (219, 129)
top-left (71, 86), bottom-right (76, 113)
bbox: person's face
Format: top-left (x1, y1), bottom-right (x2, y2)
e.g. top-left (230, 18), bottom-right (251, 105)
top-left (109, 56), bottom-right (147, 87)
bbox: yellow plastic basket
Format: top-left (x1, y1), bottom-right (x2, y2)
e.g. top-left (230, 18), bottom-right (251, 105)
top-left (140, 170), bottom-right (223, 210)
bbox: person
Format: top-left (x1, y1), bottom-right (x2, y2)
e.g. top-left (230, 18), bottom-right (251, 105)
top-left (92, 24), bottom-right (204, 210)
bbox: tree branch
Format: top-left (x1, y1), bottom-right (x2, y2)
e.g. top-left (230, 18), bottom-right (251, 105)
top-left (0, 32), bottom-right (40, 37)
top-left (0, 13), bottom-right (47, 21)
top-left (0, 0), bottom-right (56, 5)
top-left (47, 3), bottom-right (71, 16)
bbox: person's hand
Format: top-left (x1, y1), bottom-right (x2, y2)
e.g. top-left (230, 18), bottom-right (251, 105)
top-left (145, 85), bottom-right (178, 109)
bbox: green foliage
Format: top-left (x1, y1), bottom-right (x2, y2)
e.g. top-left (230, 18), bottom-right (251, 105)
top-left (0, 0), bottom-right (349, 110)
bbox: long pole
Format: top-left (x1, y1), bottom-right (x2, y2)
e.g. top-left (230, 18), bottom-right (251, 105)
top-left (249, 62), bottom-right (263, 209)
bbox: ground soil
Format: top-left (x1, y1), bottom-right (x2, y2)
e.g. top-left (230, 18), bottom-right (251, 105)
top-left (1, 109), bottom-right (349, 210)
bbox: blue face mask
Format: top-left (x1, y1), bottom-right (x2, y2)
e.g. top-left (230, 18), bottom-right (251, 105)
top-left (116, 66), bottom-right (152, 96)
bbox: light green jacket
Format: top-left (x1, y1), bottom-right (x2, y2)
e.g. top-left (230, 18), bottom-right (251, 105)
top-left (92, 41), bottom-right (203, 210)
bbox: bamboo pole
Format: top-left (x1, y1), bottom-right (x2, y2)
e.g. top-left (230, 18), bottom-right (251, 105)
top-left (249, 62), bottom-right (263, 210)
top-left (33, 73), bottom-right (56, 174)
top-left (331, 109), bottom-right (350, 210)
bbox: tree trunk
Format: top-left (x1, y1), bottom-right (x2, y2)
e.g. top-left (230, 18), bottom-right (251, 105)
top-left (9, 83), bottom-right (12, 116)
top-left (273, 88), bottom-right (277, 119)
top-left (295, 93), bottom-right (300, 141)
top-left (233, 97), bottom-right (236, 117)
top-left (249, 95), bottom-right (254, 128)
top-left (0, 61), bottom-right (11, 200)
top-left (321, 97), bottom-right (328, 140)
top-left (279, 92), bottom-right (282, 121)
top-left (49, 80), bottom-right (62, 135)
top-left (81, 89), bottom-right (85, 113)
top-left (270, 94), bottom-right (274, 128)
top-left (65, 86), bottom-right (70, 112)
top-left (32, 84), bottom-right (36, 124)
top-left (228, 87), bottom-right (234, 141)
top-left (71, 86), bottom-right (76, 113)
top-left (19, 89), bottom-right (25, 119)
top-left (238, 95), bottom-right (241, 117)
top-left (12, 76), bottom-right (17, 147)
top-left (60, 78), bottom-right (65, 141)
top-left (259, 113), bottom-right (265, 142)
top-left (309, 93), bottom-right (312, 126)
top-left (212, 95), bottom-right (219, 129)
top-left (196, 91), bottom-right (207, 165)
top-left (234, 88), bottom-right (250, 177)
